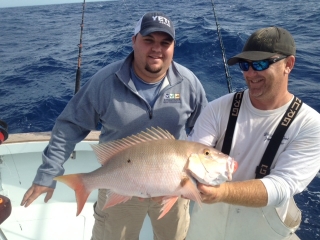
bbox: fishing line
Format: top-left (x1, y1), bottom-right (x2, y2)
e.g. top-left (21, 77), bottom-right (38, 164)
top-left (0, 149), bottom-right (22, 189)
top-left (74, 0), bottom-right (86, 94)
top-left (0, 149), bottom-right (23, 230)
top-left (210, 0), bottom-right (233, 93)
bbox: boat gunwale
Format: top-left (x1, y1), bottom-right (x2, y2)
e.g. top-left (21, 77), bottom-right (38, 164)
top-left (3, 131), bottom-right (100, 144)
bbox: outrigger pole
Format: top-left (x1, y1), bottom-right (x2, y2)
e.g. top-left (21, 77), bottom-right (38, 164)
top-left (75, 0), bottom-right (86, 94)
top-left (210, 0), bottom-right (233, 93)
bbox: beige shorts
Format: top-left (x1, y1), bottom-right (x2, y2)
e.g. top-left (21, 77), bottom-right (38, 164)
top-left (91, 189), bottom-right (190, 240)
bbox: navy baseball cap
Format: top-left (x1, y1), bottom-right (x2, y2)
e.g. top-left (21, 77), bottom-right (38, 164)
top-left (134, 12), bottom-right (175, 40)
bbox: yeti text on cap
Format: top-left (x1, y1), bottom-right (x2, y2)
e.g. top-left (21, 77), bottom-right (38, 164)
top-left (153, 15), bottom-right (171, 27)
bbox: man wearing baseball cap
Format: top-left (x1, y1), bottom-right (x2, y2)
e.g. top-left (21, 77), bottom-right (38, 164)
top-left (186, 26), bottom-right (320, 240)
top-left (21, 12), bottom-right (207, 240)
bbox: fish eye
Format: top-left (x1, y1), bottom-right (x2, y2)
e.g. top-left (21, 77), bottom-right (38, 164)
top-left (204, 149), bottom-right (210, 155)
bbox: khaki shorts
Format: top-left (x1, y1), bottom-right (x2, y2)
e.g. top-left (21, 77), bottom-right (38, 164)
top-left (91, 189), bottom-right (190, 240)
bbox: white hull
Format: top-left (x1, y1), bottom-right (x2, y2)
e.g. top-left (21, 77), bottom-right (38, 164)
top-left (0, 132), bottom-right (153, 240)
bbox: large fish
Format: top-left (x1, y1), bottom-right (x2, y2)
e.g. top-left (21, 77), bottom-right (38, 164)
top-left (54, 127), bottom-right (237, 219)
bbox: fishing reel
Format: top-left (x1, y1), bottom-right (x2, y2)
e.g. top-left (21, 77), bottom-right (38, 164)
top-left (0, 195), bottom-right (11, 224)
top-left (0, 119), bottom-right (8, 145)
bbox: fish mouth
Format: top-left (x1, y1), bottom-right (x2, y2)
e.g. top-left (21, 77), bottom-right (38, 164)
top-left (186, 156), bottom-right (238, 186)
top-left (232, 160), bottom-right (238, 172)
top-left (227, 157), bottom-right (238, 180)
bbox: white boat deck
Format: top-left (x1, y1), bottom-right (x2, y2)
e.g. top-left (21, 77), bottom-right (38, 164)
top-left (0, 132), bottom-right (153, 240)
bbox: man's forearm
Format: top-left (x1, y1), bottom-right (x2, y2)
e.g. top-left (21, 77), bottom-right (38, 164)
top-left (220, 179), bottom-right (268, 207)
top-left (199, 179), bottom-right (268, 207)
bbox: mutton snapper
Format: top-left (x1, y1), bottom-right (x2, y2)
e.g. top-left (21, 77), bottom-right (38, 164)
top-left (54, 127), bottom-right (238, 219)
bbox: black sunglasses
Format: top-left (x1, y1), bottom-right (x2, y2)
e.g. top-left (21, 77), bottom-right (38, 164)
top-left (239, 56), bottom-right (288, 71)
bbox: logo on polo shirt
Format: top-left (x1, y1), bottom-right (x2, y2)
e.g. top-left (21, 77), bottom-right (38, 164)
top-left (163, 93), bottom-right (181, 103)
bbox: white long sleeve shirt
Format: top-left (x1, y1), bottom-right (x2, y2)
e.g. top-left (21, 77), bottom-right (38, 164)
top-left (188, 90), bottom-right (320, 218)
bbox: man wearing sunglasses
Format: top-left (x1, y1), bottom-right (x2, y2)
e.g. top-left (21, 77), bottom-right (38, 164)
top-left (186, 26), bottom-right (320, 240)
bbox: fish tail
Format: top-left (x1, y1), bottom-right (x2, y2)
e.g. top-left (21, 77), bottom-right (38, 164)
top-left (54, 174), bottom-right (91, 216)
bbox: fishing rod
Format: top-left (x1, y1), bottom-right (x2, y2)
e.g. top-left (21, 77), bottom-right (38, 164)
top-left (210, 0), bottom-right (233, 93)
top-left (74, 0), bottom-right (86, 94)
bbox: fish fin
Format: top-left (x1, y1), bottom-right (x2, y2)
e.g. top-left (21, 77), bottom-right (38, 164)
top-left (179, 177), bottom-right (202, 206)
top-left (158, 196), bottom-right (179, 219)
top-left (102, 191), bottom-right (132, 209)
top-left (91, 127), bottom-right (175, 165)
top-left (54, 174), bottom-right (90, 216)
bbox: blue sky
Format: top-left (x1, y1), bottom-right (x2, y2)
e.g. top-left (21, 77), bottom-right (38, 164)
top-left (0, 0), bottom-right (107, 8)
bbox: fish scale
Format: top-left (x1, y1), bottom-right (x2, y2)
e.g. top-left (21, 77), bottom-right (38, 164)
top-left (54, 127), bottom-right (237, 218)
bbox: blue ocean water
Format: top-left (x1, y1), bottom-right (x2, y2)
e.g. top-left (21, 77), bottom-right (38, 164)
top-left (0, 0), bottom-right (319, 239)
